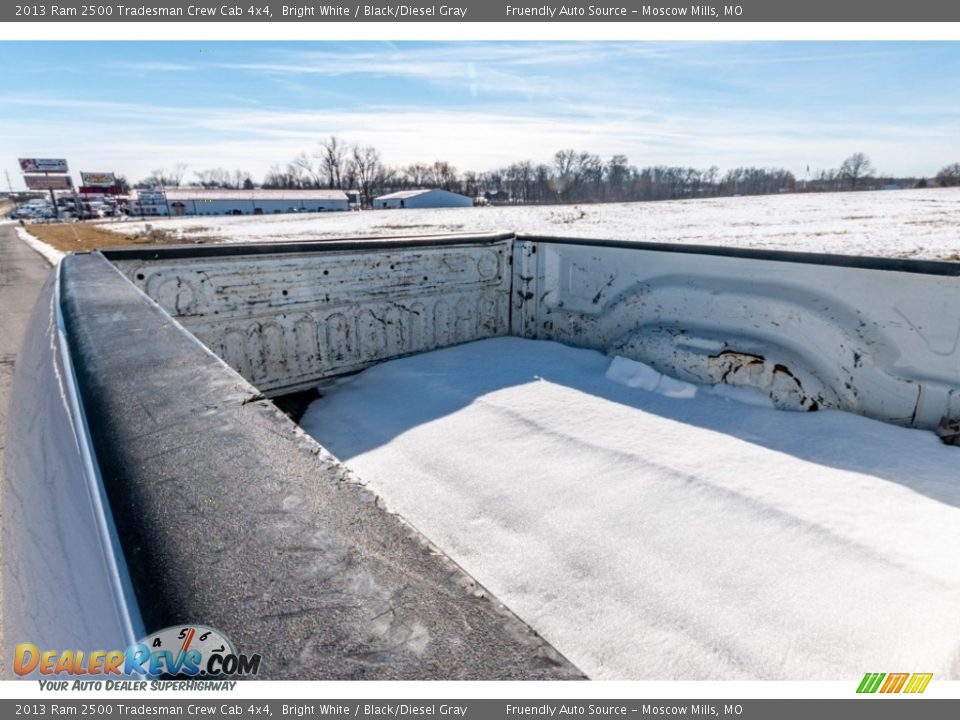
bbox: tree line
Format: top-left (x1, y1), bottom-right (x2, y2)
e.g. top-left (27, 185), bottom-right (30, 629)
top-left (135, 138), bottom-right (960, 206)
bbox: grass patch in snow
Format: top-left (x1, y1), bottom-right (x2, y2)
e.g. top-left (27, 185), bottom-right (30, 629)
top-left (25, 220), bottom-right (223, 253)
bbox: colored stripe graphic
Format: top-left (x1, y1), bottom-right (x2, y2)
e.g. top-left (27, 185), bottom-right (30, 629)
top-left (857, 673), bottom-right (885, 693)
top-left (904, 673), bottom-right (933, 694)
top-left (857, 672), bottom-right (932, 694)
top-left (880, 673), bottom-right (909, 693)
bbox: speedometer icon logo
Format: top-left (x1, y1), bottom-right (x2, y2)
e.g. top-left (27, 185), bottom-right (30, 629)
top-left (135, 625), bottom-right (258, 677)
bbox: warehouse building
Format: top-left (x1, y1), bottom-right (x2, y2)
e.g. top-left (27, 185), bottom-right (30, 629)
top-left (373, 188), bottom-right (473, 210)
top-left (130, 188), bottom-right (350, 216)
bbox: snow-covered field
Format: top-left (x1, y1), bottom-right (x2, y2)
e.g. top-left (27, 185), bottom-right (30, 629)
top-left (301, 337), bottom-right (960, 681)
top-left (113, 188), bottom-right (960, 260)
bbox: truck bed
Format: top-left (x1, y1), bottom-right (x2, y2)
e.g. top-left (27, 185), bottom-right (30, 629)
top-left (8, 232), bottom-right (960, 679)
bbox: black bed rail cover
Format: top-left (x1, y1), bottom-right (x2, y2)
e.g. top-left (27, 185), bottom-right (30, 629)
top-left (58, 251), bottom-right (583, 680)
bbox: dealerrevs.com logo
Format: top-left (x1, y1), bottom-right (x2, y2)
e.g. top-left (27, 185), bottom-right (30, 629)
top-left (14, 625), bottom-right (261, 678)
top-left (856, 672), bottom-right (933, 694)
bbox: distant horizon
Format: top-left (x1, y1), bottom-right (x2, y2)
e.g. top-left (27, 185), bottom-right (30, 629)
top-left (2, 40), bottom-right (960, 190)
top-left (2, 158), bottom-right (946, 195)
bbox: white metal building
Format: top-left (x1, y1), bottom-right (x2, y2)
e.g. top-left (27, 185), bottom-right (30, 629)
top-left (131, 188), bottom-right (349, 216)
top-left (373, 188), bottom-right (473, 210)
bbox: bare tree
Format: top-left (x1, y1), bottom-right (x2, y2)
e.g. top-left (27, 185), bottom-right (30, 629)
top-left (252, 139), bottom-right (924, 208)
top-left (462, 170), bottom-right (480, 198)
top-left (605, 155), bottom-right (630, 201)
top-left (936, 162), bottom-right (960, 187)
top-left (429, 160), bottom-right (458, 190)
top-left (319, 136), bottom-right (347, 189)
top-left (503, 161), bottom-right (534, 203)
top-left (143, 164), bottom-right (187, 188)
top-left (811, 167), bottom-right (842, 192)
top-left (263, 163), bottom-right (308, 189)
top-left (553, 149), bottom-right (578, 200)
top-left (230, 169), bottom-right (252, 189)
top-left (516, 160), bottom-right (534, 202)
top-left (351, 145), bottom-right (382, 206)
top-left (194, 167), bottom-right (251, 189)
top-left (403, 162), bottom-right (429, 188)
top-left (703, 166), bottom-right (719, 195)
top-left (262, 165), bottom-right (292, 189)
top-left (286, 161), bottom-right (309, 188)
top-left (194, 168), bottom-right (252, 189)
top-left (194, 168), bottom-right (225, 188)
top-left (840, 152), bottom-right (874, 190)
top-left (579, 153), bottom-right (603, 198)
top-left (481, 169), bottom-right (503, 200)
top-left (169, 163), bottom-right (187, 187)
top-left (375, 165), bottom-right (396, 197)
top-left (722, 167), bottom-right (795, 196)
top-left (552, 150), bottom-right (602, 201)
top-left (291, 152), bottom-right (323, 187)
top-left (341, 161), bottom-right (358, 193)
top-left (533, 164), bottom-right (551, 203)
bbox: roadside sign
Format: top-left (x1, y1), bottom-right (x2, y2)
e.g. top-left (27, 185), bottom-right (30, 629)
top-left (19, 158), bottom-right (69, 173)
top-left (24, 174), bottom-right (73, 190)
top-left (136, 190), bottom-right (167, 205)
top-left (81, 171), bottom-right (117, 187)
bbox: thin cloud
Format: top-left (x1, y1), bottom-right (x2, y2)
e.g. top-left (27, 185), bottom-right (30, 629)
top-left (4, 90), bottom-right (957, 182)
top-left (3, 41), bottom-right (959, 184)
top-left (122, 61), bottom-right (197, 72)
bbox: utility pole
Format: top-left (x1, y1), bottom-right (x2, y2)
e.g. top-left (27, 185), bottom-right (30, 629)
top-left (45, 170), bottom-right (59, 220)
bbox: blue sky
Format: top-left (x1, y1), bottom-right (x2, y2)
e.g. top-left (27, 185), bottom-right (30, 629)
top-left (1, 41), bottom-right (959, 188)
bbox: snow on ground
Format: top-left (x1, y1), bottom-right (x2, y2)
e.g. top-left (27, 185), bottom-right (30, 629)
top-left (113, 188), bottom-right (960, 261)
top-left (300, 337), bottom-right (960, 680)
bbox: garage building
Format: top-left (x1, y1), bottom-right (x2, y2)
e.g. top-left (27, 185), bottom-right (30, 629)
top-left (168, 188), bottom-right (349, 215)
top-left (373, 188), bottom-right (473, 210)
top-left (132, 188), bottom-right (350, 216)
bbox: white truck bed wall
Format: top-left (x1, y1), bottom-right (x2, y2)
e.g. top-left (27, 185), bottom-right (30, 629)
top-left (513, 238), bottom-right (960, 430)
top-left (110, 236), bottom-right (512, 395)
top-left (107, 234), bottom-right (960, 430)
top-left (3, 271), bottom-right (142, 659)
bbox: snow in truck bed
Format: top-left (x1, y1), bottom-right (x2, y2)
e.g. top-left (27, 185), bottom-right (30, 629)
top-left (300, 337), bottom-right (960, 680)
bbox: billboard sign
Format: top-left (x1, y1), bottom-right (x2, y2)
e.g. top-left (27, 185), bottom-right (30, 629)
top-left (19, 158), bottom-right (69, 173)
top-left (81, 172), bottom-right (117, 187)
top-left (24, 174), bottom-right (73, 190)
top-left (137, 190), bottom-right (167, 205)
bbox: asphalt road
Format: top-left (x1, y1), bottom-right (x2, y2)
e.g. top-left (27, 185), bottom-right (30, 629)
top-left (0, 222), bottom-right (54, 678)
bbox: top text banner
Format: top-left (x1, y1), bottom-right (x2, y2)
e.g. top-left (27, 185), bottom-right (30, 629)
top-left (6, 0), bottom-right (960, 22)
